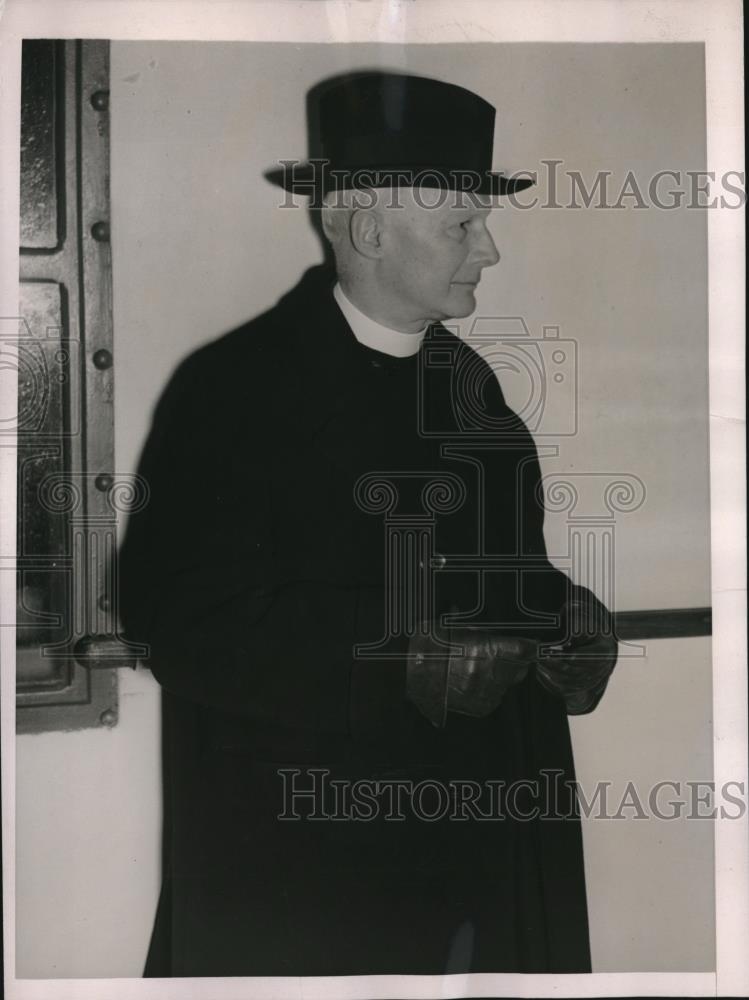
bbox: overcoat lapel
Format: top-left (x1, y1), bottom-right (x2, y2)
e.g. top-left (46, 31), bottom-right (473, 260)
top-left (268, 264), bottom-right (377, 452)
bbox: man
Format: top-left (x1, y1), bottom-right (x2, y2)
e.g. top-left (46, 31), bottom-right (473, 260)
top-left (119, 71), bottom-right (617, 977)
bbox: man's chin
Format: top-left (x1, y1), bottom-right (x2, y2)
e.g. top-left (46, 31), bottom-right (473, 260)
top-left (444, 286), bottom-right (478, 318)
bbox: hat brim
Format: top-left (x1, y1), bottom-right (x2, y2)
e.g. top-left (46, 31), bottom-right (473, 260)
top-left (264, 164), bottom-right (535, 200)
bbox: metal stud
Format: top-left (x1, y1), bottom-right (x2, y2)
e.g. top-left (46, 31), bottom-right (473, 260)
top-left (95, 473), bottom-right (114, 492)
top-left (92, 349), bottom-right (112, 370)
top-left (90, 90), bottom-right (109, 112)
top-left (91, 220), bottom-right (110, 242)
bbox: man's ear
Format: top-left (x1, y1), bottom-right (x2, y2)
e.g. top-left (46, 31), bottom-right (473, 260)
top-left (350, 209), bottom-right (383, 259)
top-left (320, 204), bottom-right (338, 244)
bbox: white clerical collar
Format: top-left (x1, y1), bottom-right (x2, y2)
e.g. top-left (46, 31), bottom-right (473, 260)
top-left (333, 282), bottom-right (427, 358)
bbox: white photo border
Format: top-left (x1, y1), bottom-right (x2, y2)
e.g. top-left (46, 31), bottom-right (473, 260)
top-left (0, 1), bottom-right (745, 997)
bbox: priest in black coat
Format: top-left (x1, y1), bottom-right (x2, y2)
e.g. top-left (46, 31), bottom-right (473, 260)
top-left (119, 71), bottom-right (618, 978)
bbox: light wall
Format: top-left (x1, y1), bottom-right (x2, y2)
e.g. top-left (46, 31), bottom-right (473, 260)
top-left (15, 40), bottom-right (713, 977)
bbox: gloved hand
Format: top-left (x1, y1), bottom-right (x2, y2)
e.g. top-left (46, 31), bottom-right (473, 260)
top-left (406, 622), bottom-right (537, 728)
top-left (534, 592), bottom-right (618, 714)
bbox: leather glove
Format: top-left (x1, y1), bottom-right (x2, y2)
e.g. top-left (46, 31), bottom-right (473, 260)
top-left (407, 621), bottom-right (537, 728)
top-left (534, 592), bottom-right (618, 714)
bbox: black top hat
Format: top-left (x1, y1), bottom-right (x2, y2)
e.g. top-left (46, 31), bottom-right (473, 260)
top-left (265, 71), bottom-right (533, 200)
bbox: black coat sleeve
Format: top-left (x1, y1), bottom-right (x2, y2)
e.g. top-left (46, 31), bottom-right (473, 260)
top-left (118, 349), bottom-right (357, 735)
top-left (478, 363), bottom-right (617, 715)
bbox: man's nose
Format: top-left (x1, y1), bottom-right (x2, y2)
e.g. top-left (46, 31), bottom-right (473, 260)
top-left (471, 226), bottom-right (500, 269)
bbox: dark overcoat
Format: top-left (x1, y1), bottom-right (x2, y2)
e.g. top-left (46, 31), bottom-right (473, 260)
top-left (120, 263), bottom-right (597, 977)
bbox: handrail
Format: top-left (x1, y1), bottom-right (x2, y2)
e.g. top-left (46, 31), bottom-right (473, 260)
top-left (73, 607), bottom-right (713, 670)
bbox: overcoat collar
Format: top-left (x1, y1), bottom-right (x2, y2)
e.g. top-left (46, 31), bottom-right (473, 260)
top-left (269, 262), bottom-right (421, 446)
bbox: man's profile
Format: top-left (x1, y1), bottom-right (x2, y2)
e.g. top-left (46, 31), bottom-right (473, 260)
top-left (119, 70), bottom-right (617, 977)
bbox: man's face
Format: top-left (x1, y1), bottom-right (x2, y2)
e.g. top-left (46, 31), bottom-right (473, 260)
top-left (376, 189), bottom-right (500, 327)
